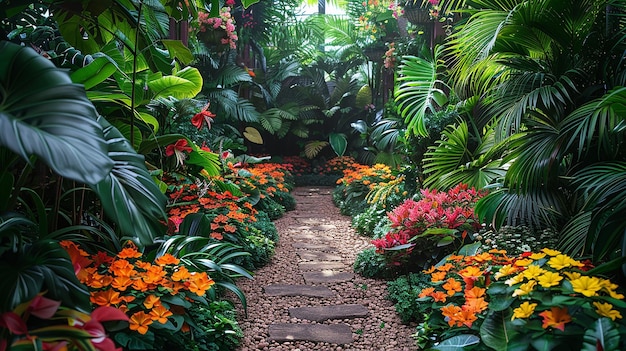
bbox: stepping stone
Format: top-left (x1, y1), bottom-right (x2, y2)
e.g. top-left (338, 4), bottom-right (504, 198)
top-left (299, 261), bottom-right (347, 271)
top-left (297, 250), bottom-right (343, 261)
top-left (292, 243), bottom-right (338, 252)
top-left (289, 304), bottom-right (369, 322)
top-left (292, 233), bottom-right (331, 241)
top-left (303, 271), bottom-right (354, 284)
top-left (290, 226), bottom-right (312, 231)
top-left (264, 284), bottom-right (335, 297)
top-left (297, 218), bottom-right (322, 225)
top-left (311, 224), bottom-right (337, 231)
top-left (268, 324), bottom-right (353, 344)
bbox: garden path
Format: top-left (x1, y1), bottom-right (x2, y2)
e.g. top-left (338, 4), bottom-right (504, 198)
top-left (235, 187), bottom-right (415, 351)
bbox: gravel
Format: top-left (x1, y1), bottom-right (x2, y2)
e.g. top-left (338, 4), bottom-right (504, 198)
top-left (235, 187), bottom-right (417, 351)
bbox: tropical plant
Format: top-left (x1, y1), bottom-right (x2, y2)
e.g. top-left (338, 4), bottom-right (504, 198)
top-left (413, 247), bottom-right (626, 350)
top-left (394, 0), bottom-right (626, 264)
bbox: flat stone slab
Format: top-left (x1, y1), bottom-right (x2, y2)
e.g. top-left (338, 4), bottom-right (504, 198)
top-left (297, 250), bottom-right (343, 261)
top-left (299, 261), bottom-right (347, 271)
top-left (311, 224), bottom-right (337, 231)
top-left (264, 284), bottom-right (335, 297)
top-left (289, 304), bottom-right (368, 322)
top-left (292, 234), bottom-right (332, 243)
top-left (292, 243), bottom-right (338, 252)
top-left (303, 271), bottom-right (354, 284)
top-left (268, 324), bottom-right (353, 344)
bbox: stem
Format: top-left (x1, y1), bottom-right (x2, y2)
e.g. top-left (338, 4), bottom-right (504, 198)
top-left (130, 0), bottom-right (144, 143)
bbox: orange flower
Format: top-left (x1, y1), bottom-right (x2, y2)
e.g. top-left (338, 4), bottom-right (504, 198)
top-left (437, 263), bottom-right (454, 272)
top-left (187, 272), bottom-right (215, 296)
top-left (431, 271), bottom-right (447, 282)
top-left (132, 278), bottom-right (149, 292)
top-left (171, 266), bottom-right (191, 282)
top-left (539, 307), bottom-right (572, 331)
top-left (90, 289), bottom-right (123, 306)
top-left (155, 254), bottom-right (180, 266)
top-left (149, 305), bottom-right (173, 324)
top-left (86, 272), bottom-right (113, 289)
top-left (117, 246), bottom-right (142, 259)
top-left (111, 275), bottom-right (133, 291)
top-left (223, 224), bottom-right (237, 233)
top-left (442, 278), bottom-right (462, 296)
top-left (142, 265), bottom-right (166, 284)
top-left (418, 287), bottom-right (435, 298)
top-left (464, 286), bottom-right (486, 300)
top-left (463, 297), bottom-right (488, 313)
top-left (110, 259), bottom-right (135, 277)
top-left (430, 291), bottom-right (448, 302)
top-left (210, 232), bottom-right (223, 240)
top-left (129, 311), bottom-right (153, 335)
top-left (143, 294), bottom-right (161, 309)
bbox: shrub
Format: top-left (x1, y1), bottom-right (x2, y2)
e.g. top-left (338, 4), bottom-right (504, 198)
top-left (387, 273), bottom-right (432, 323)
top-left (353, 247), bottom-right (398, 279)
top-left (371, 183), bottom-right (485, 270)
top-left (413, 247), bottom-right (626, 350)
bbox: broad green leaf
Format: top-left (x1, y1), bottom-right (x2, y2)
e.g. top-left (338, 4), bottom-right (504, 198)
top-left (186, 146), bottom-right (221, 176)
top-left (148, 67), bottom-right (202, 99)
top-left (432, 334), bottom-right (480, 350)
top-left (92, 117), bottom-right (167, 246)
top-left (70, 56), bottom-right (117, 90)
top-left (480, 310), bottom-right (518, 350)
top-left (329, 132), bottom-right (347, 157)
top-left (243, 127), bottom-right (263, 144)
top-left (0, 240), bottom-right (90, 312)
top-left (161, 39), bottom-right (194, 65)
top-left (582, 318), bottom-right (621, 351)
top-left (0, 41), bottom-right (113, 185)
top-left (136, 111), bottom-right (160, 132)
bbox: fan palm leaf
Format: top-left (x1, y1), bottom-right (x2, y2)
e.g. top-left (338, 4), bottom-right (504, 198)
top-left (395, 47), bottom-right (449, 136)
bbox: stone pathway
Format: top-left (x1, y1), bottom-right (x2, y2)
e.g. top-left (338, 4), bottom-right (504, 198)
top-left (236, 187), bottom-right (415, 351)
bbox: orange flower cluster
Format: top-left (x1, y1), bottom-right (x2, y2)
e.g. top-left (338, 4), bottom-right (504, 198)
top-left (321, 156), bottom-right (360, 176)
top-left (337, 163), bottom-right (395, 187)
top-left (246, 163), bottom-right (293, 196)
top-left (165, 173), bottom-right (258, 235)
top-left (281, 156), bottom-right (311, 176)
top-left (61, 241), bottom-right (215, 335)
top-left (419, 250), bottom-right (515, 328)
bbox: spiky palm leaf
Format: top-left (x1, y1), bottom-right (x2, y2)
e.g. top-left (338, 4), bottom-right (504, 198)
top-left (395, 47), bottom-right (449, 136)
top-left (422, 121), bottom-right (508, 190)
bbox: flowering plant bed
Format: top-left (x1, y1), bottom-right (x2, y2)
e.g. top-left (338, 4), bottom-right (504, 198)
top-left (413, 247), bottom-right (626, 350)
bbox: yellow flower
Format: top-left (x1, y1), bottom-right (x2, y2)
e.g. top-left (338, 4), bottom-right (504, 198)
top-left (537, 271), bottom-right (563, 288)
top-left (547, 254), bottom-right (575, 270)
top-left (505, 273), bottom-right (525, 286)
top-left (513, 280), bottom-right (537, 297)
top-left (563, 271), bottom-right (582, 280)
top-left (599, 279), bottom-right (625, 299)
top-left (542, 248), bottom-right (562, 256)
top-left (512, 301), bottom-right (538, 320)
top-left (514, 258), bottom-right (534, 267)
top-left (570, 276), bottom-right (603, 297)
top-left (494, 265), bottom-right (517, 280)
top-left (522, 265), bottom-right (546, 280)
top-left (529, 252), bottom-right (546, 260)
top-left (593, 302), bottom-right (622, 321)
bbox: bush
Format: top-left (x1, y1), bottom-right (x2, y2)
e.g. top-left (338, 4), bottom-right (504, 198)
top-left (387, 273), bottom-right (432, 324)
top-left (353, 247), bottom-right (398, 279)
top-left (184, 300), bottom-right (243, 351)
top-left (413, 248), bottom-right (626, 350)
top-left (273, 190), bottom-right (296, 211)
top-left (474, 225), bottom-right (559, 255)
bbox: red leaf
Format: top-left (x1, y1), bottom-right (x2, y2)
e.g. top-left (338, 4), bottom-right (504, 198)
top-left (91, 306), bottom-right (129, 323)
top-left (29, 295), bottom-right (61, 319)
top-left (0, 312), bottom-right (28, 335)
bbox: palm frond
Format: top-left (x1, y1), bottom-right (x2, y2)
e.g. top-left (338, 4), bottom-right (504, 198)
top-left (395, 48), bottom-right (449, 136)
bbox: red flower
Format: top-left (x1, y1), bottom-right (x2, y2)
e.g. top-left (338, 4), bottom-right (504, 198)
top-left (191, 106), bottom-right (216, 130)
top-left (165, 139), bottom-right (192, 157)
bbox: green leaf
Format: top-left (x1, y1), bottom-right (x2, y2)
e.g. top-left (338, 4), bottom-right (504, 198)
top-left (582, 318), bottom-right (620, 351)
top-left (161, 39), bottom-right (194, 65)
top-left (243, 127), bottom-right (263, 144)
top-left (0, 171), bottom-right (14, 212)
top-left (458, 242), bottom-right (482, 256)
top-left (329, 133), bottom-right (348, 157)
top-left (431, 334), bottom-right (480, 350)
top-left (480, 310), bottom-right (518, 350)
top-left (186, 146), bottom-right (221, 176)
top-left (0, 240), bottom-right (90, 312)
top-left (70, 56), bottom-right (117, 90)
top-left (0, 41), bottom-right (113, 185)
top-left (148, 67), bottom-right (202, 99)
top-left (92, 117), bottom-right (167, 246)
